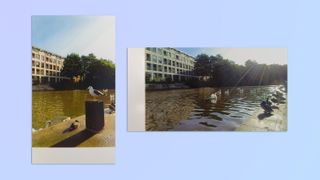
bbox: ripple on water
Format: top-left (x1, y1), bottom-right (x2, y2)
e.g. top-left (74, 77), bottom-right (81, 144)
top-left (146, 85), bottom-right (286, 131)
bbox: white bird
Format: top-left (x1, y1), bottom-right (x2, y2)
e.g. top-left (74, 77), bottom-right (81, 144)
top-left (225, 89), bottom-right (230, 95)
top-left (210, 93), bottom-right (217, 100)
top-left (88, 86), bottom-right (104, 97)
top-left (103, 89), bottom-right (109, 94)
top-left (238, 88), bottom-right (244, 94)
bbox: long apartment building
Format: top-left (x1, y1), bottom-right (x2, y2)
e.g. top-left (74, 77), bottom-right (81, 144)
top-left (145, 48), bottom-right (196, 82)
top-left (32, 46), bottom-right (65, 84)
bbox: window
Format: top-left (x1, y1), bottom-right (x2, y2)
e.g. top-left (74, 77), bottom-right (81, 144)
top-left (163, 50), bottom-right (167, 56)
top-left (32, 53), bottom-right (35, 58)
top-left (158, 56), bottom-right (163, 64)
top-left (163, 58), bottom-right (167, 64)
top-left (151, 55), bottom-right (157, 63)
top-left (146, 63), bottom-right (151, 70)
top-left (32, 68), bottom-right (35, 74)
top-left (146, 53), bottom-right (151, 61)
top-left (164, 66), bottom-right (167, 72)
top-left (176, 55), bottom-right (179, 60)
top-left (157, 48), bottom-right (162, 55)
top-left (146, 72), bottom-right (152, 81)
top-left (41, 63), bottom-right (44, 68)
top-left (158, 65), bottom-right (163, 72)
top-left (152, 64), bottom-right (157, 71)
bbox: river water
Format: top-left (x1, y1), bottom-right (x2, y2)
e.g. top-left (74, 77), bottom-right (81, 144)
top-left (32, 90), bottom-right (115, 129)
top-left (146, 85), bottom-right (286, 131)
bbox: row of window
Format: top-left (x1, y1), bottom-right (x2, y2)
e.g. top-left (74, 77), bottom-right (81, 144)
top-left (146, 49), bottom-right (194, 63)
top-left (146, 54), bottom-right (194, 68)
top-left (146, 63), bottom-right (193, 75)
top-left (32, 68), bottom-right (61, 76)
top-left (146, 60), bottom-right (193, 71)
top-left (32, 61), bottom-right (62, 71)
top-left (32, 52), bottom-right (63, 64)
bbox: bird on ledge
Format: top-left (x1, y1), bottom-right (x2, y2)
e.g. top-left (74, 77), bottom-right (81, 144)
top-left (88, 86), bottom-right (104, 97)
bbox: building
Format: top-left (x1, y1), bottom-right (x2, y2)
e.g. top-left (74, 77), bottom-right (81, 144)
top-left (32, 46), bottom-right (65, 84)
top-left (145, 48), bottom-right (196, 82)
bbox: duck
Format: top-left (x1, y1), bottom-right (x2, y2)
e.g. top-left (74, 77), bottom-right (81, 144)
top-left (260, 98), bottom-right (273, 114)
top-left (68, 120), bottom-right (80, 131)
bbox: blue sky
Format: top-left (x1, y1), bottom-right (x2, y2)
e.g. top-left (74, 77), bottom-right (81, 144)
top-left (177, 48), bottom-right (287, 65)
top-left (32, 16), bottom-right (115, 62)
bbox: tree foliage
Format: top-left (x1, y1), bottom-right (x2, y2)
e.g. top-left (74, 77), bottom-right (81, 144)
top-left (60, 53), bottom-right (115, 89)
top-left (193, 54), bottom-right (287, 87)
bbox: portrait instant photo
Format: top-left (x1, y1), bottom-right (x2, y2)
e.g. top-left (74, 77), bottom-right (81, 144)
top-left (32, 16), bottom-right (116, 163)
top-left (128, 48), bottom-right (287, 131)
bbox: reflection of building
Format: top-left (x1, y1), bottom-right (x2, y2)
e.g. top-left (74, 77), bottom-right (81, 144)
top-left (32, 46), bottom-right (65, 84)
top-left (145, 48), bottom-right (196, 82)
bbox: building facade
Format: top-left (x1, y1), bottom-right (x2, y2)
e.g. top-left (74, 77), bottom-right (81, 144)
top-left (145, 48), bottom-right (196, 82)
top-left (32, 46), bottom-right (65, 84)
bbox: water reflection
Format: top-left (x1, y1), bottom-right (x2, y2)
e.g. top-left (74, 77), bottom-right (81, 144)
top-left (146, 85), bottom-right (285, 131)
top-left (32, 90), bottom-right (115, 129)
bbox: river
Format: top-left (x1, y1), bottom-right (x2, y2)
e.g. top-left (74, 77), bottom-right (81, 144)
top-left (146, 85), bottom-right (287, 131)
top-left (32, 90), bottom-right (115, 129)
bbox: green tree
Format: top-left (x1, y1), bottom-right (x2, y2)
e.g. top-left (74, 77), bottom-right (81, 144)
top-left (194, 54), bottom-right (211, 77)
top-left (61, 53), bottom-right (82, 78)
top-left (84, 59), bottom-right (115, 89)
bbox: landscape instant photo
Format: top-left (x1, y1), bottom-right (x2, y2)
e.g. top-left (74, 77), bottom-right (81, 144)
top-left (128, 48), bottom-right (287, 131)
top-left (32, 16), bottom-right (116, 163)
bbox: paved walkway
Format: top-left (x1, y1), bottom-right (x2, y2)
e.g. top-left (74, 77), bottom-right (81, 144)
top-left (32, 110), bottom-right (115, 147)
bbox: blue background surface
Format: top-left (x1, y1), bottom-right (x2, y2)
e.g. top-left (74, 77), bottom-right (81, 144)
top-left (0, 0), bottom-right (319, 179)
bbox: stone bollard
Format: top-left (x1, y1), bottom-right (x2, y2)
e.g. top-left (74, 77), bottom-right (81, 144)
top-left (85, 100), bottom-right (105, 132)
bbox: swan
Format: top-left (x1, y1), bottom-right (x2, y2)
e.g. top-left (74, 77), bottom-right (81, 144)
top-left (210, 93), bottom-right (217, 100)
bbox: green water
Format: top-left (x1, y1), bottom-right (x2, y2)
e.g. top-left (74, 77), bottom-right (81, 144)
top-left (32, 90), bottom-right (115, 129)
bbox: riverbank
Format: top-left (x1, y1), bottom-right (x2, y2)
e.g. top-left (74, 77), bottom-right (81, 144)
top-left (32, 84), bottom-right (55, 91)
top-left (146, 83), bottom-right (190, 90)
top-left (32, 109), bottom-right (115, 147)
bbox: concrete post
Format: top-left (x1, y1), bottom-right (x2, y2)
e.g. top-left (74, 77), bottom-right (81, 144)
top-left (85, 100), bottom-right (105, 132)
